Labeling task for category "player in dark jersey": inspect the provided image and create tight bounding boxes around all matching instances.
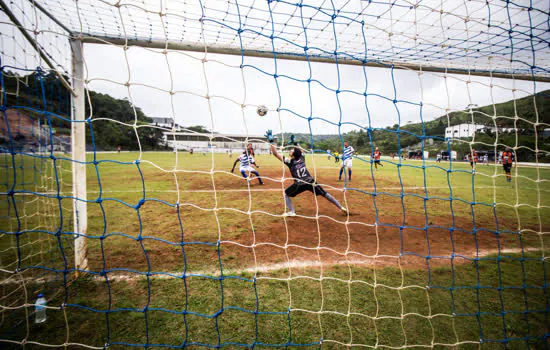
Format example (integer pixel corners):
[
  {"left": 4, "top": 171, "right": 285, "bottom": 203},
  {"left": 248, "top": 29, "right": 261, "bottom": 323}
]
[
  {"left": 265, "top": 130, "right": 347, "bottom": 216},
  {"left": 501, "top": 148, "right": 514, "bottom": 182}
]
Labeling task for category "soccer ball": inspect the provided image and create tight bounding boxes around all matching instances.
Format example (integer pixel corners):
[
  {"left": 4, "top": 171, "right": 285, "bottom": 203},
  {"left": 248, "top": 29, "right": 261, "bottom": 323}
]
[{"left": 257, "top": 105, "right": 268, "bottom": 117}]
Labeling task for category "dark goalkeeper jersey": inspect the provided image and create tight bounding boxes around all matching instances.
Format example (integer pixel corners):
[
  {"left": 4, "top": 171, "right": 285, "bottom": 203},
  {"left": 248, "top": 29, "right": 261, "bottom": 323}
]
[{"left": 284, "top": 156, "right": 314, "bottom": 184}]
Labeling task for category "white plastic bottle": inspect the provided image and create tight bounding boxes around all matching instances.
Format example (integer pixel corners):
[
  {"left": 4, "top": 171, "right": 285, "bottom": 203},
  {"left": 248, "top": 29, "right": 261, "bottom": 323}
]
[{"left": 35, "top": 294, "right": 46, "bottom": 324}]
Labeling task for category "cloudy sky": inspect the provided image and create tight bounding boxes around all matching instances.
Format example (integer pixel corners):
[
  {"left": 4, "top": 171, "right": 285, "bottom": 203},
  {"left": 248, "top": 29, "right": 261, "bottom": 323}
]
[{"left": 83, "top": 43, "right": 550, "bottom": 137}]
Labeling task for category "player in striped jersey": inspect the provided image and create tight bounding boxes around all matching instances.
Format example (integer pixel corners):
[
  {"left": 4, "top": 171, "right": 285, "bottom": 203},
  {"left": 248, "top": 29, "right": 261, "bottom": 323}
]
[
  {"left": 231, "top": 144, "right": 264, "bottom": 185},
  {"left": 339, "top": 142, "right": 355, "bottom": 181}
]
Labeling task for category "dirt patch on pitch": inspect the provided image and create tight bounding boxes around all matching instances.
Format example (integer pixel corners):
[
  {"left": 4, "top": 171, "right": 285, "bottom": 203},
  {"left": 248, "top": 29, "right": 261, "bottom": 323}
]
[
  {"left": 221, "top": 199, "right": 523, "bottom": 272},
  {"left": 201, "top": 169, "right": 530, "bottom": 271},
  {"left": 86, "top": 168, "right": 542, "bottom": 274}
]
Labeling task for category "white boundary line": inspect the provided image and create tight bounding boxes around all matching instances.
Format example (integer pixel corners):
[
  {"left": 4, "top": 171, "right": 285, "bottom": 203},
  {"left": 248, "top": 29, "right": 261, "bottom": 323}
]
[
  {"left": 6, "top": 185, "right": 550, "bottom": 195},
  {"left": 85, "top": 152, "right": 550, "bottom": 168},
  {"left": 1, "top": 247, "right": 546, "bottom": 285}
]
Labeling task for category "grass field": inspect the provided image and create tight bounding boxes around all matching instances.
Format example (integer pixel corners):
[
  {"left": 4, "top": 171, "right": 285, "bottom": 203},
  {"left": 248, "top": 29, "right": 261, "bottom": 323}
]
[{"left": 1, "top": 151, "right": 549, "bottom": 348}]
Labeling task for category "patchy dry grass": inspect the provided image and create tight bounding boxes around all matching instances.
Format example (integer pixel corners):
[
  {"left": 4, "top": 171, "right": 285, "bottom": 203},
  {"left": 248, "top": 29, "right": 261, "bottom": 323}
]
[{"left": 1, "top": 152, "right": 548, "bottom": 348}]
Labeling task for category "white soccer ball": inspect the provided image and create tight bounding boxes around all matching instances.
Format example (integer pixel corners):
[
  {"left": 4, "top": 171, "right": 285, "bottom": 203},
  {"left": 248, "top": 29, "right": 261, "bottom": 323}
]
[{"left": 257, "top": 105, "right": 268, "bottom": 117}]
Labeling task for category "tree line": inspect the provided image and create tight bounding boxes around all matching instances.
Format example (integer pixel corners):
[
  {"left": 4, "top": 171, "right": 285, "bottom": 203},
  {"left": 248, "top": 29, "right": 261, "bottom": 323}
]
[
  {"left": 2, "top": 70, "right": 167, "bottom": 151},
  {"left": 3, "top": 70, "right": 548, "bottom": 160},
  {"left": 289, "top": 90, "right": 550, "bottom": 162}
]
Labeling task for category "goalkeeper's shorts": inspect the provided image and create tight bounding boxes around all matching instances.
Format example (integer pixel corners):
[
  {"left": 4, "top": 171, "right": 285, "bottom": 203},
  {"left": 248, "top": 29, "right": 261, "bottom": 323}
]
[{"left": 285, "top": 182, "right": 327, "bottom": 198}]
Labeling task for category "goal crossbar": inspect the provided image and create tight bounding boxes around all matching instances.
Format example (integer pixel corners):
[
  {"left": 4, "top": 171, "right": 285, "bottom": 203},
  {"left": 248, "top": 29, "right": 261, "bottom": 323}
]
[
  {"left": 23, "top": 0, "right": 550, "bottom": 83},
  {"left": 78, "top": 35, "right": 550, "bottom": 83}
]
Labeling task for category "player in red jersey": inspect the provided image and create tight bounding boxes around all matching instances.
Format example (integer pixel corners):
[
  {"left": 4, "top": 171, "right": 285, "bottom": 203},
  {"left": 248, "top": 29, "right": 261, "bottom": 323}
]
[
  {"left": 501, "top": 148, "right": 514, "bottom": 182},
  {"left": 467, "top": 148, "right": 478, "bottom": 169},
  {"left": 373, "top": 147, "right": 383, "bottom": 170}
]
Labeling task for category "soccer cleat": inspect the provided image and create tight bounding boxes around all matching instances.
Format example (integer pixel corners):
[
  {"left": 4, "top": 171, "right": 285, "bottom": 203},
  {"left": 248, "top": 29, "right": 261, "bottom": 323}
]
[
  {"left": 341, "top": 207, "right": 348, "bottom": 214},
  {"left": 284, "top": 211, "right": 296, "bottom": 217}
]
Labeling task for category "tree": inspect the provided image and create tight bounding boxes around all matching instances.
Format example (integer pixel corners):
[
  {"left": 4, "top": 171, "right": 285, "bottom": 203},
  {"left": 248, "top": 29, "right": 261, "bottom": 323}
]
[{"left": 186, "top": 126, "right": 211, "bottom": 133}]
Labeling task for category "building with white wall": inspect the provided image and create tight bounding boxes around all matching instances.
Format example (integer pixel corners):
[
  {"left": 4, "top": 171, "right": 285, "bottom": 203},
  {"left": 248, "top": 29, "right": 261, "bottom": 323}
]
[
  {"left": 150, "top": 117, "right": 180, "bottom": 129},
  {"left": 161, "top": 132, "right": 271, "bottom": 153},
  {"left": 445, "top": 124, "right": 488, "bottom": 139}
]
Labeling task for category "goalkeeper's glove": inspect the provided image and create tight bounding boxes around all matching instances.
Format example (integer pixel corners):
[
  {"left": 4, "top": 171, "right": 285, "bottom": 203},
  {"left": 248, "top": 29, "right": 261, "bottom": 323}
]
[
  {"left": 265, "top": 130, "right": 275, "bottom": 144},
  {"left": 288, "top": 134, "right": 297, "bottom": 146}
]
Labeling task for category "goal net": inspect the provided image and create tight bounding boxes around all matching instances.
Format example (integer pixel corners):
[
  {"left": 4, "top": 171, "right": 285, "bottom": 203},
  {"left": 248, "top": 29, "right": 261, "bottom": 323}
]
[{"left": 1, "top": 0, "right": 548, "bottom": 348}]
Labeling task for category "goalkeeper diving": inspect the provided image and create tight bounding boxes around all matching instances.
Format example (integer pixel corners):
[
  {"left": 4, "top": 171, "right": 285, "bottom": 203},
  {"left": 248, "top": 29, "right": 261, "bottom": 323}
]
[{"left": 265, "top": 131, "right": 348, "bottom": 216}]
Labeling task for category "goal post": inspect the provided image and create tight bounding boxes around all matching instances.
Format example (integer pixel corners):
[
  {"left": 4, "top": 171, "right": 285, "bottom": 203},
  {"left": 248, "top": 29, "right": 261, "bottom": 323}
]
[{"left": 70, "top": 38, "right": 88, "bottom": 276}]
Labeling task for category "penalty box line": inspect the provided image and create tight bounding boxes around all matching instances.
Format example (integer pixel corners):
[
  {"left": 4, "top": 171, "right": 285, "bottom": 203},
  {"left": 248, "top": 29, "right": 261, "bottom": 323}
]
[
  {"left": 7, "top": 185, "right": 543, "bottom": 196},
  {"left": 78, "top": 185, "right": 544, "bottom": 194},
  {"left": 1, "top": 246, "right": 545, "bottom": 286}
]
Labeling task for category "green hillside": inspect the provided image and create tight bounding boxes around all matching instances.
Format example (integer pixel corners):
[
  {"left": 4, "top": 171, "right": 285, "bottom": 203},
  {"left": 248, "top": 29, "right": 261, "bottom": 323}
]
[
  {"left": 1, "top": 71, "right": 166, "bottom": 151},
  {"left": 3, "top": 70, "right": 548, "bottom": 160},
  {"left": 292, "top": 90, "right": 550, "bottom": 162}
]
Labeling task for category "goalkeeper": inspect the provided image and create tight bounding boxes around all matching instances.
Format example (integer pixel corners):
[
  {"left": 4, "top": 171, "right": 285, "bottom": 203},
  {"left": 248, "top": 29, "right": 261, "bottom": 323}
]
[{"left": 265, "top": 131, "right": 347, "bottom": 216}]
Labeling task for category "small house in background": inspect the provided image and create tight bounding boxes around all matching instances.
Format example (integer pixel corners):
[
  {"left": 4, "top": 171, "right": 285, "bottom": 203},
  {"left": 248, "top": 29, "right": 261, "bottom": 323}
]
[
  {"left": 150, "top": 117, "right": 181, "bottom": 130},
  {"left": 161, "top": 131, "right": 270, "bottom": 154},
  {"left": 440, "top": 150, "right": 457, "bottom": 161},
  {"left": 445, "top": 124, "right": 487, "bottom": 139},
  {"left": 407, "top": 149, "right": 423, "bottom": 159},
  {"left": 475, "top": 150, "right": 497, "bottom": 161}
]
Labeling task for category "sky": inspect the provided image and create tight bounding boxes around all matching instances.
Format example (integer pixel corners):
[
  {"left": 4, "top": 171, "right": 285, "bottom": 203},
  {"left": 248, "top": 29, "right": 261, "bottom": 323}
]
[{"left": 83, "top": 43, "right": 550, "bottom": 137}]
